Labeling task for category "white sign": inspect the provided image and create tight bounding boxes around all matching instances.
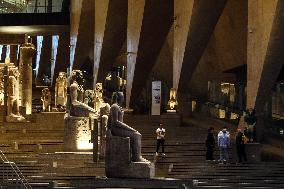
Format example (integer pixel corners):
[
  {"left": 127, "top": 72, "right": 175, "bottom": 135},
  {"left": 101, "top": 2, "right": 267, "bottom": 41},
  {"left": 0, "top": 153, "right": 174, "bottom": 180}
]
[{"left": 152, "top": 81, "right": 161, "bottom": 115}]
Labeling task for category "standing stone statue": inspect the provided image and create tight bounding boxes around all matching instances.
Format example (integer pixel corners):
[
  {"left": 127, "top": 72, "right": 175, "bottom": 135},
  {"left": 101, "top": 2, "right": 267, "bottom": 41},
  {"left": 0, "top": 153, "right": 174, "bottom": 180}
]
[
  {"left": 105, "top": 92, "right": 154, "bottom": 178},
  {"left": 84, "top": 89, "right": 95, "bottom": 107},
  {"left": 55, "top": 72, "right": 67, "bottom": 108},
  {"left": 0, "top": 70, "right": 4, "bottom": 105},
  {"left": 94, "top": 83, "right": 105, "bottom": 112},
  {"left": 167, "top": 88, "right": 178, "bottom": 110},
  {"left": 6, "top": 68, "right": 25, "bottom": 122},
  {"left": 41, "top": 88, "right": 51, "bottom": 112},
  {"left": 99, "top": 103, "right": 110, "bottom": 157}
]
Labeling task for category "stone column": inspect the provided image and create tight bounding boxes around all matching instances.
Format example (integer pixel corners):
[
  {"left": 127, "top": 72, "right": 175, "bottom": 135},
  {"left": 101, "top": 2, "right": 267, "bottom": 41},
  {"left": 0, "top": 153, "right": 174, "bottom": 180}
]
[{"left": 19, "top": 43, "right": 36, "bottom": 115}]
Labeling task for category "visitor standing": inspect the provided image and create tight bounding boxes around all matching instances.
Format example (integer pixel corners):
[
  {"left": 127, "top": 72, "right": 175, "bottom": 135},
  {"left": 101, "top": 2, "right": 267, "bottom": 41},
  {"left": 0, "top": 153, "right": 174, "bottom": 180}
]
[
  {"left": 206, "top": 127, "right": 215, "bottom": 161},
  {"left": 244, "top": 108, "right": 257, "bottom": 143},
  {"left": 218, "top": 128, "right": 230, "bottom": 164},
  {"left": 156, "top": 123, "right": 166, "bottom": 156},
  {"left": 236, "top": 129, "right": 247, "bottom": 163}
]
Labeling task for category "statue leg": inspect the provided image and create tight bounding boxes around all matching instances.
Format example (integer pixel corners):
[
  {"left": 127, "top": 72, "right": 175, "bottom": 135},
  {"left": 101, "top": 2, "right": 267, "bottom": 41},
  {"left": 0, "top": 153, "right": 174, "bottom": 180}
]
[{"left": 111, "top": 126, "right": 142, "bottom": 162}]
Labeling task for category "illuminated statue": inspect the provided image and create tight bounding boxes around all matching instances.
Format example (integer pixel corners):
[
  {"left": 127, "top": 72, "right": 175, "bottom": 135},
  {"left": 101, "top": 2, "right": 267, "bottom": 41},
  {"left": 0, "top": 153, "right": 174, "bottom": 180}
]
[
  {"left": 167, "top": 88, "right": 178, "bottom": 110},
  {"left": 84, "top": 89, "right": 95, "bottom": 107},
  {"left": 41, "top": 88, "right": 51, "bottom": 112},
  {"left": 6, "top": 68, "right": 25, "bottom": 122},
  {"left": 94, "top": 83, "right": 105, "bottom": 112},
  {"left": 0, "top": 71, "right": 4, "bottom": 105},
  {"left": 69, "top": 70, "right": 96, "bottom": 117},
  {"left": 55, "top": 72, "right": 67, "bottom": 107}
]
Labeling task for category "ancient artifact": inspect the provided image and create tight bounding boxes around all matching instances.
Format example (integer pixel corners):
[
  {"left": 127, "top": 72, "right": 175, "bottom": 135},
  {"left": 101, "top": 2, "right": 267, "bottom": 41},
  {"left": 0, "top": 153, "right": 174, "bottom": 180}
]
[
  {"left": 84, "top": 89, "right": 95, "bottom": 107},
  {"left": 41, "top": 88, "right": 51, "bottom": 112},
  {"left": 167, "top": 88, "right": 178, "bottom": 111},
  {"left": 64, "top": 70, "right": 98, "bottom": 151},
  {"left": 19, "top": 43, "right": 36, "bottom": 115},
  {"left": 99, "top": 103, "right": 110, "bottom": 157},
  {"left": 6, "top": 67, "right": 25, "bottom": 122},
  {"left": 69, "top": 70, "right": 96, "bottom": 117},
  {"left": 55, "top": 72, "right": 67, "bottom": 108},
  {"left": 94, "top": 82, "right": 105, "bottom": 112},
  {"left": 0, "top": 70, "right": 4, "bottom": 105},
  {"left": 105, "top": 92, "right": 154, "bottom": 178}
]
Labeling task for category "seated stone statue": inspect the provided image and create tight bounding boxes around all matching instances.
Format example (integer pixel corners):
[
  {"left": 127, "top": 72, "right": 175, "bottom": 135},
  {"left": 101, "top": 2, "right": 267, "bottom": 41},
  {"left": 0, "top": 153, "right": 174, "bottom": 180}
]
[
  {"left": 41, "top": 88, "right": 51, "bottom": 112},
  {"left": 6, "top": 68, "right": 25, "bottom": 122},
  {"left": 105, "top": 92, "right": 154, "bottom": 178},
  {"left": 69, "top": 70, "right": 96, "bottom": 117},
  {"left": 108, "top": 92, "right": 147, "bottom": 162}
]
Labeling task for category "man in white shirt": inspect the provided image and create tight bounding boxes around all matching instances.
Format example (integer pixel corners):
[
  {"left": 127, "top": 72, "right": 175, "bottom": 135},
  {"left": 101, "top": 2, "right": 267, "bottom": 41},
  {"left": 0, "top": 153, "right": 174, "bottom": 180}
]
[{"left": 156, "top": 123, "right": 166, "bottom": 156}]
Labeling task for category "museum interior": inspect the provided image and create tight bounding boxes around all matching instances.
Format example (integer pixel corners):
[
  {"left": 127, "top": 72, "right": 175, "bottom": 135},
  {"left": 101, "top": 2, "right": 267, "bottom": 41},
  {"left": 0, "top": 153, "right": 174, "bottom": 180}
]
[{"left": 0, "top": 0, "right": 283, "bottom": 188}]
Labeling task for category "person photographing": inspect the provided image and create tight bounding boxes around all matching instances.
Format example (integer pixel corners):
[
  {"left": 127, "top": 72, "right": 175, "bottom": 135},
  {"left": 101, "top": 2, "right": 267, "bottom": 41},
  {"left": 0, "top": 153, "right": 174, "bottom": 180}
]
[{"left": 156, "top": 123, "right": 166, "bottom": 156}]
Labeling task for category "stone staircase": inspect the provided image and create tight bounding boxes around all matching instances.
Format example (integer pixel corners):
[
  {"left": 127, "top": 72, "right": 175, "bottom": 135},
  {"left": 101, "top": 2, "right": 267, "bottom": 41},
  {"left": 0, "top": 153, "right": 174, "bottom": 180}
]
[{"left": 0, "top": 114, "right": 283, "bottom": 188}]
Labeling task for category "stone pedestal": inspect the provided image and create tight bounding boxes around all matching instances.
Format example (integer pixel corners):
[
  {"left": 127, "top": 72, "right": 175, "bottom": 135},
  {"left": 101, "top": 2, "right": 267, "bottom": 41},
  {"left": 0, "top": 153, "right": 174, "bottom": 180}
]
[
  {"left": 160, "top": 113, "right": 181, "bottom": 127},
  {"left": 105, "top": 131, "right": 155, "bottom": 178},
  {"left": 64, "top": 115, "right": 93, "bottom": 151},
  {"left": 245, "top": 143, "right": 262, "bottom": 162},
  {"left": 232, "top": 143, "right": 262, "bottom": 162}
]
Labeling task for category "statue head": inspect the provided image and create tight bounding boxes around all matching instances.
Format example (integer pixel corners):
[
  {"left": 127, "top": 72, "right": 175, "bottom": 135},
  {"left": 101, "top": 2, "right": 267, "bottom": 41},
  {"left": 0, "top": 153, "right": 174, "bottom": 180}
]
[
  {"left": 70, "top": 70, "right": 84, "bottom": 85},
  {"left": 42, "top": 88, "right": 50, "bottom": 97},
  {"left": 112, "top": 92, "right": 124, "bottom": 106},
  {"left": 57, "top": 72, "right": 67, "bottom": 81}
]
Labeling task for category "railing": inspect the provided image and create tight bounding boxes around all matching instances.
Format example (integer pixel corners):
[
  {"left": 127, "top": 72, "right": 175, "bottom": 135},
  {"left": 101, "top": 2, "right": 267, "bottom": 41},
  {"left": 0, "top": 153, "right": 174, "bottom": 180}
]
[
  {"left": 0, "top": 0, "right": 67, "bottom": 14},
  {"left": 0, "top": 150, "right": 32, "bottom": 189}
]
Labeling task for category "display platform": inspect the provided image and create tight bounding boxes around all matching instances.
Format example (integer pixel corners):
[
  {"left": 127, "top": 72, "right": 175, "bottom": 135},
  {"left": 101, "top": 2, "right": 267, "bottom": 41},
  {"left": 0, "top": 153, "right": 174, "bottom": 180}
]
[{"left": 160, "top": 112, "right": 181, "bottom": 127}]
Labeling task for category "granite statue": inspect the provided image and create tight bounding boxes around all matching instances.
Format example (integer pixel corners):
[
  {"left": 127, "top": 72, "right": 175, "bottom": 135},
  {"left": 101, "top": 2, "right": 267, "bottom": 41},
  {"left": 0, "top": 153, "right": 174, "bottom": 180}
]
[
  {"left": 55, "top": 72, "right": 67, "bottom": 108},
  {"left": 105, "top": 92, "right": 154, "bottom": 178},
  {"left": 6, "top": 68, "right": 25, "bottom": 122},
  {"left": 41, "top": 88, "right": 51, "bottom": 112}
]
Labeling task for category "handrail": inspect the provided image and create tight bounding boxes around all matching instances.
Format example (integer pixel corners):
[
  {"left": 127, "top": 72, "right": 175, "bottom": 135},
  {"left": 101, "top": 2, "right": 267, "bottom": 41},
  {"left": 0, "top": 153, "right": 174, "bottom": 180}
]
[{"left": 0, "top": 150, "right": 32, "bottom": 189}]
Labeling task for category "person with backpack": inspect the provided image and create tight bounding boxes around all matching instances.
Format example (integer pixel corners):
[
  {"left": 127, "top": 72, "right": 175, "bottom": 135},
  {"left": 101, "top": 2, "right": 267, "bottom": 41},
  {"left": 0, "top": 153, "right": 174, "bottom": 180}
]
[
  {"left": 206, "top": 127, "right": 215, "bottom": 161},
  {"left": 236, "top": 129, "right": 248, "bottom": 163},
  {"left": 218, "top": 128, "right": 230, "bottom": 164}
]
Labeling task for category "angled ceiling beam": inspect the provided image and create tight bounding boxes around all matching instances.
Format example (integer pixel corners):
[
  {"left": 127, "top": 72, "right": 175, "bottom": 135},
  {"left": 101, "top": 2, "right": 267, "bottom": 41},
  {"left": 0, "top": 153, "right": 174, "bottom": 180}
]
[
  {"left": 177, "top": 0, "right": 228, "bottom": 92},
  {"left": 126, "top": 0, "right": 145, "bottom": 108},
  {"left": 93, "top": 0, "right": 109, "bottom": 87}
]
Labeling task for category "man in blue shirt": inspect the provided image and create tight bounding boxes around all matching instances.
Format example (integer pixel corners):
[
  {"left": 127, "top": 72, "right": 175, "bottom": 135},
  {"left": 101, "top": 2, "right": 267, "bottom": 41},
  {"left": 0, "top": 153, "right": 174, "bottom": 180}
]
[{"left": 218, "top": 128, "right": 230, "bottom": 164}]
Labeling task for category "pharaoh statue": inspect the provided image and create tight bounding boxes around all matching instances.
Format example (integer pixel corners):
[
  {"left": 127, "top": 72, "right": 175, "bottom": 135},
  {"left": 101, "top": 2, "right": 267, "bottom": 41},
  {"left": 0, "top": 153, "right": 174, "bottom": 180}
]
[
  {"left": 69, "top": 70, "right": 96, "bottom": 117},
  {"left": 94, "top": 83, "right": 105, "bottom": 112},
  {"left": 167, "top": 88, "right": 178, "bottom": 111},
  {"left": 105, "top": 92, "right": 154, "bottom": 178},
  {"left": 41, "top": 88, "right": 51, "bottom": 112},
  {"left": 64, "top": 70, "right": 98, "bottom": 151},
  {"left": 55, "top": 72, "right": 67, "bottom": 108},
  {"left": 0, "top": 71, "right": 4, "bottom": 105},
  {"left": 84, "top": 89, "right": 95, "bottom": 107},
  {"left": 6, "top": 68, "right": 25, "bottom": 122},
  {"left": 99, "top": 103, "right": 110, "bottom": 157}
]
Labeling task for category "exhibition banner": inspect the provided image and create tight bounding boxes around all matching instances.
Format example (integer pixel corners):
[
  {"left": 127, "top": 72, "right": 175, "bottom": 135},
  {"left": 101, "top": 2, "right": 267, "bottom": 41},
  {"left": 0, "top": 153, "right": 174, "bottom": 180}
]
[{"left": 152, "top": 81, "right": 161, "bottom": 115}]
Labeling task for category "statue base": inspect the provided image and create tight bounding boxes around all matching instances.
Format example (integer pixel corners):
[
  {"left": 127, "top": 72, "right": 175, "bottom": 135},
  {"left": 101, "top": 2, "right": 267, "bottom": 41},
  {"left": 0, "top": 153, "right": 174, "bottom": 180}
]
[
  {"left": 160, "top": 112, "right": 181, "bottom": 127},
  {"left": 105, "top": 131, "right": 155, "bottom": 178},
  {"left": 6, "top": 114, "right": 25, "bottom": 122},
  {"left": 64, "top": 114, "right": 93, "bottom": 151}
]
